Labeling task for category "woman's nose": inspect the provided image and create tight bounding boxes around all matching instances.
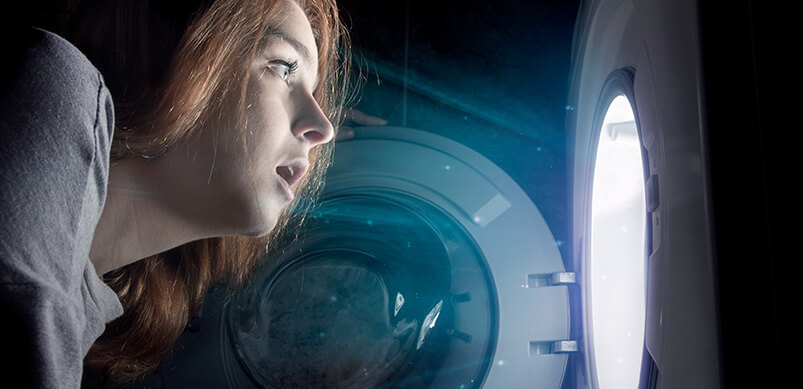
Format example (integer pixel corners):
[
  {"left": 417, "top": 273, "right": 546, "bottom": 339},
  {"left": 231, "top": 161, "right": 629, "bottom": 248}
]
[{"left": 291, "top": 93, "right": 335, "bottom": 146}]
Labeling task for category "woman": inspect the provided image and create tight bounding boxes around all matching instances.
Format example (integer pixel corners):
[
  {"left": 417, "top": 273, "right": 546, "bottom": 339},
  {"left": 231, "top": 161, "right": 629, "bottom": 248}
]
[{"left": 0, "top": 0, "right": 383, "bottom": 386}]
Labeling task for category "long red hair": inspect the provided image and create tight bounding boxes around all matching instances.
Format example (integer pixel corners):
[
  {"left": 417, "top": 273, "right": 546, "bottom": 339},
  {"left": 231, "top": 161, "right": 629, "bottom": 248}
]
[{"left": 67, "top": 0, "right": 353, "bottom": 382}]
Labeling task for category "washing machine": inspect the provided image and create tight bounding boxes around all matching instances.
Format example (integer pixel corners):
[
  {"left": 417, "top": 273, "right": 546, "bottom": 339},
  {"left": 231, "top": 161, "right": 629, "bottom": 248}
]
[
  {"left": 566, "top": 0, "right": 720, "bottom": 387},
  {"left": 84, "top": 0, "right": 792, "bottom": 387},
  {"left": 567, "top": 0, "right": 786, "bottom": 387}
]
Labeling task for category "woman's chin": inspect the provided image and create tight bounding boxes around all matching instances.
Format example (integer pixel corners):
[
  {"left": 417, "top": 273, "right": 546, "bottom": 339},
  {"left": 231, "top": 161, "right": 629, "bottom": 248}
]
[
  {"left": 211, "top": 183, "right": 288, "bottom": 238},
  {"left": 239, "top": 211, "right": 279, "bottom": 238},
  {"left": 219, "top": 193, "right": 282, "bottom": 238}
]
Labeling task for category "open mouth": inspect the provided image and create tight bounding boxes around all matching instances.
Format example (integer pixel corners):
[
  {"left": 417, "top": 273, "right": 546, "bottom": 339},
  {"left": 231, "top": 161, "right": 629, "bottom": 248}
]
[
  {"left": 276, "top": 165, "right": 296, "bottom": 186},
  {"left": 275, "top": 159, "right": 310, "bottom": 200}
]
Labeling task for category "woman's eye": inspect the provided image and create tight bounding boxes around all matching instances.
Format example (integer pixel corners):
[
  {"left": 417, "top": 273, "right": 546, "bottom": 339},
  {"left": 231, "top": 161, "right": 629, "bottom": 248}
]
[{"left": 269, "top": 60, "right": 298, "bottom": 82}]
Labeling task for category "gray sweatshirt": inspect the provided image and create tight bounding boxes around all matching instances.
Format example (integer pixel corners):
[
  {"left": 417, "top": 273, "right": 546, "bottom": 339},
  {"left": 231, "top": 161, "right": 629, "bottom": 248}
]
[{"left": 0, "top": 27, "right": 125, "bottom": 387}]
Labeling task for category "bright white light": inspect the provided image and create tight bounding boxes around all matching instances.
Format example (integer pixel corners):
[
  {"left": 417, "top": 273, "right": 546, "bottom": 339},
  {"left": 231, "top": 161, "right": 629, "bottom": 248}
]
[{"left": 589, "top": 95, "right": 647, "bottom": 389}]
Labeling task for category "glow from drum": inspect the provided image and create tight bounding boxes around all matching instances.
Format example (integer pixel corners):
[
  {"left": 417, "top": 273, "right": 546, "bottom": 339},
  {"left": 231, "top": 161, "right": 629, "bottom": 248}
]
[{"left": 589, "top": 95, "right": 647, "bottom": 389}]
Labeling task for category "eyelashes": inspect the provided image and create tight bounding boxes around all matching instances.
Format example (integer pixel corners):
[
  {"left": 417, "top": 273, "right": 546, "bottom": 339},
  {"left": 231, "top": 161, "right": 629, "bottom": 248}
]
[{"left": 267, "top": 59, "right": 299, "bottom": 84}]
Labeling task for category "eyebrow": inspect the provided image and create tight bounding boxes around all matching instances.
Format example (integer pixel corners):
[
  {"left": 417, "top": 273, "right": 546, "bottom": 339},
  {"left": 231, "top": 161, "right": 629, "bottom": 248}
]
[
  {"left": 264, "top": 31, "right": 311, "bottom": 62},
  {"left": 262, "top": 31, "right": 319, "bottom": 92}
]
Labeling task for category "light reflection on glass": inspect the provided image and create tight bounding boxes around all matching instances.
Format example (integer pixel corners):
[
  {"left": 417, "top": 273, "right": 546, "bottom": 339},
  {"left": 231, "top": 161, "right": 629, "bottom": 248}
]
[
  {"left": 417, "top": 300, "right": 443, "bottom": 350},
  {"left": 394, "top": 292, "right": 406, "bottom": 317}
]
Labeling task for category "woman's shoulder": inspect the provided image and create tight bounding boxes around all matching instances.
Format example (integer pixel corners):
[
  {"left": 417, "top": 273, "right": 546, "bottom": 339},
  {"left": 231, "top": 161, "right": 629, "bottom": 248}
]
[
  {"left": 0, "top": 26, "right": 115, "bottom": 285},
  {"left": 3, "top": 27, "right": 102, "bottom": 87},
  {"left": 0, "top": 26, "right": 121, "bottom": 388},
  {"left": 0, "top": 27, "right": 115, "bottom": 149},
  {"left": 1, "top": 27, "right": 113, "bottom": 129}
]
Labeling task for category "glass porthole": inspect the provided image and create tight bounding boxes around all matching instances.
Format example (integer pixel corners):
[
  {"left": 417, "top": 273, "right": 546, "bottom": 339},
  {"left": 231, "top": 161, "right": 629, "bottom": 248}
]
[
  {"left": 227, "top": 193, "right": 497, "bottom": 388},
  {"left": 589, "top": 94, "right": 647, "bottom": 388}
]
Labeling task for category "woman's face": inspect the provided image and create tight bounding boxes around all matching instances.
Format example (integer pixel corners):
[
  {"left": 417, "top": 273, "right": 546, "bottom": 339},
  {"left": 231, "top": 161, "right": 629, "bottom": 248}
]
[{"left": 157, "top": 1, "right": 333, "bottom": 238}]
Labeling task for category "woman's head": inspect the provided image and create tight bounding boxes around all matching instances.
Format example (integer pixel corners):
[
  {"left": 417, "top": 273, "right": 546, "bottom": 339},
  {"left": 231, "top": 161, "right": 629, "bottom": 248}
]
[
  {"left": 68, "top": 0, "right": 353, "bottom": 381},
  {"left": 72, "top": 0, "right": 349, "bottom": 236},
  {"left": 139, "top": 0, "right": 337, "bottom": 238}
]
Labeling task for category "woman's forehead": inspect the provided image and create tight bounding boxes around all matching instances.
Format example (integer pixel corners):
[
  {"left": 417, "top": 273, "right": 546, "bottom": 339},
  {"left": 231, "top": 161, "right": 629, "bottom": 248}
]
[{"left": 270, "top": 1, "right": 318, "bottom": 59}]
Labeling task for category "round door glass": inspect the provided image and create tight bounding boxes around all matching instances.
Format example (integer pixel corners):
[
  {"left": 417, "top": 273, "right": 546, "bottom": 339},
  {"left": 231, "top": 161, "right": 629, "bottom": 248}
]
[
  {"left": 227, "top": 194, "right": 497, "bottom": 388},
  {"left": 589, "top": 94, "right": 647, "bottom": 388}
]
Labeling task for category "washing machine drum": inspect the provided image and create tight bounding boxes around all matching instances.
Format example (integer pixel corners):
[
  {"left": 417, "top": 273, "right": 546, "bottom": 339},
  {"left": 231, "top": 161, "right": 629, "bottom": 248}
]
[
  {"left": 228, "top": 194, "right": 496, "bottom": 388},
  {"left": 227, "top": 127, "right": 570, "bottom": 389}
]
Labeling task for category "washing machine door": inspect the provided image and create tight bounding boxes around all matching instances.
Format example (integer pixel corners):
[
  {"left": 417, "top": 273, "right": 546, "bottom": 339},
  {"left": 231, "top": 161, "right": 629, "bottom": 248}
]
[
  {"left": 227, "top": 127, "right": 573, "bottom": 388},
  {"left": 568, "top": 0, "right": 721, "bottom": 388}
]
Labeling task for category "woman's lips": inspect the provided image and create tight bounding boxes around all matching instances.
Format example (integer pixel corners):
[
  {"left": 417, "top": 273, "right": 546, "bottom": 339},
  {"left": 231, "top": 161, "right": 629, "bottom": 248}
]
[
  {"left": 276, "top": 170, "right": 295, "bottom": 202},
  {"left": 275, "top": 158, "right": 309, "bottom": 202}
]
